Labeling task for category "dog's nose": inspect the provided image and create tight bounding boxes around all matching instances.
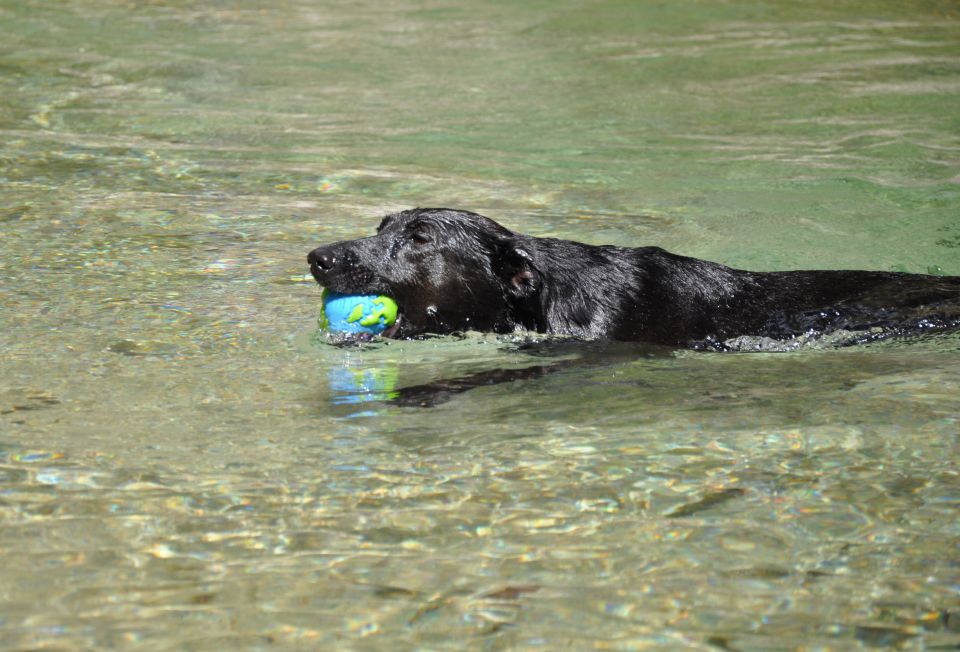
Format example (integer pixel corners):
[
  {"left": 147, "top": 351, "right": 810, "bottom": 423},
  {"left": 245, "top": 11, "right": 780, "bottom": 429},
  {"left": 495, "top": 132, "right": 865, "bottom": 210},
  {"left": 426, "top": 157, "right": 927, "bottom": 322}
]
[{"left": 308, "top": 248, "right": 336, "bottom": 270}]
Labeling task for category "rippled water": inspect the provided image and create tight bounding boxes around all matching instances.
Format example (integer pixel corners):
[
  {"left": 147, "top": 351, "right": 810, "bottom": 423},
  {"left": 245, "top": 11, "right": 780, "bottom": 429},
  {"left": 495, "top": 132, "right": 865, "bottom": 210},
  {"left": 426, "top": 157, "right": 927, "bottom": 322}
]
[{"left": 2, "top": 1, "right": 959, "bottom": 649}]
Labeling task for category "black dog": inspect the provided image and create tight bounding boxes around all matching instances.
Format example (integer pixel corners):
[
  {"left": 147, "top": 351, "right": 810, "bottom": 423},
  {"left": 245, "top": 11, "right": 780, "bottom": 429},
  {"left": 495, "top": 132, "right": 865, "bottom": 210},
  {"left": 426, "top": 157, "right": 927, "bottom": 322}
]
[{"left": 308, "top": 208, "right": 960, "bottom": 348}]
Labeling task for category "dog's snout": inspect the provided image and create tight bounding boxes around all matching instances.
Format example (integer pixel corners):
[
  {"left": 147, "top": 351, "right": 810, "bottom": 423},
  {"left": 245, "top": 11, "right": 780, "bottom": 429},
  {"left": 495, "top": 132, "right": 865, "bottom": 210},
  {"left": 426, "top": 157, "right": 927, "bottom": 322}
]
[{"left": 308, "top": 247, "right": 337, "bottom": 270}]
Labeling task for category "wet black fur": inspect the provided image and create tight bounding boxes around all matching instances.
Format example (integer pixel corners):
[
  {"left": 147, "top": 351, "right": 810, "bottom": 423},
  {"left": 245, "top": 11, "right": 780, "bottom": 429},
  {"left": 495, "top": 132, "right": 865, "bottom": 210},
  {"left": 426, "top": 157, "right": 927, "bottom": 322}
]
[{"left": 308, "top": 208, "right": 960, "bottom": 347}]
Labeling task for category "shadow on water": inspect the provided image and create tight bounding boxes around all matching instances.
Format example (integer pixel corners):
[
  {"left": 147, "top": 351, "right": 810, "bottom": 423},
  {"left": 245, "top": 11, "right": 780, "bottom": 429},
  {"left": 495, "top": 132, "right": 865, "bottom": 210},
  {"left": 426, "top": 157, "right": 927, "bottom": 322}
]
[
  {"left": 313, "top": 325, "right": 960, "bottom": 418},
  {"left": 313, "top": 333, "right": 674, "bottom": 410},
  {"left": 387, "top": 338, "right": 675, "bottom": 408},
  {"left": 314, "top": 334, "right": 675, "bottom": 408}
]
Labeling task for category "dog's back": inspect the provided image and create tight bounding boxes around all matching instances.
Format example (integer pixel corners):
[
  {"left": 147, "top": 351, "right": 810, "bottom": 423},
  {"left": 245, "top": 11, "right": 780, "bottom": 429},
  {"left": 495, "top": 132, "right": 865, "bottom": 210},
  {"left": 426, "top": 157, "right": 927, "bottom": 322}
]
[{"left": 604, "top": 248, "right": 960, "bottom": 346}]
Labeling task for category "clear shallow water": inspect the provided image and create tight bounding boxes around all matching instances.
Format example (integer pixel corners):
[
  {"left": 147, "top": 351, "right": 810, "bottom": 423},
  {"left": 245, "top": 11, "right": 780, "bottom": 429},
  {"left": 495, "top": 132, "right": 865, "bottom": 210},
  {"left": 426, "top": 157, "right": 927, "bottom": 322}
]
[{"left": 2, "top": 0, "right": 959, "bottom": 649}]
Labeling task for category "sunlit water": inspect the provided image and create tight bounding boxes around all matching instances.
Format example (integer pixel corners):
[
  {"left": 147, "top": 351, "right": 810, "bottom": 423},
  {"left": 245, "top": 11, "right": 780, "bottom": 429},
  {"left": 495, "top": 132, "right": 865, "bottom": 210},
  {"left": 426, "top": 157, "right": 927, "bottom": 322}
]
[{"left": 2, "top": 0, "right": 959, "bottom": 649}]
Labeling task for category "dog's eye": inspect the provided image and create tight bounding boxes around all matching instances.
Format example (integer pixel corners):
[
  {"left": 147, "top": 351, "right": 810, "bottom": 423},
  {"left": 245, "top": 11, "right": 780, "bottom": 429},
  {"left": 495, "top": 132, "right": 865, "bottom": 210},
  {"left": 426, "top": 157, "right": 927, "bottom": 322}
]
[{"left": 409, "top": 232, "right": 431, "bottom": 245}]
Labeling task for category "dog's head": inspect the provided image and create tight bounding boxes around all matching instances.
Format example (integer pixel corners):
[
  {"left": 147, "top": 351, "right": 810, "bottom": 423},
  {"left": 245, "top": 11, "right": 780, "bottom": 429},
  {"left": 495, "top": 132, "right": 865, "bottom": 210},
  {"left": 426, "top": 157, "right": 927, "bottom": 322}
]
[{"left": 307, "top": 208, "right": 541, "bottom": 337}]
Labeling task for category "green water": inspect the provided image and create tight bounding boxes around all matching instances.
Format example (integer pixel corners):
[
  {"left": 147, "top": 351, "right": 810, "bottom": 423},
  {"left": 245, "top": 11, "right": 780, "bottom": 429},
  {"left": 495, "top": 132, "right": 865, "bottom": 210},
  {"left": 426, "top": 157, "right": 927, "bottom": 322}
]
[{"left": 2, "top": 0, "right": 959, "bottom": 649}]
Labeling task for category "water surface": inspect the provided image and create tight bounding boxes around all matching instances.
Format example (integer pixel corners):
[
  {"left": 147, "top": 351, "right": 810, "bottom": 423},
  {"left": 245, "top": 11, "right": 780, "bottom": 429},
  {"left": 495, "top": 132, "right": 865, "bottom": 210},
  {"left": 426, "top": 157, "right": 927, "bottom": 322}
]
[{"left": 2, "top": 0, "right": 959, "bottom": 649}]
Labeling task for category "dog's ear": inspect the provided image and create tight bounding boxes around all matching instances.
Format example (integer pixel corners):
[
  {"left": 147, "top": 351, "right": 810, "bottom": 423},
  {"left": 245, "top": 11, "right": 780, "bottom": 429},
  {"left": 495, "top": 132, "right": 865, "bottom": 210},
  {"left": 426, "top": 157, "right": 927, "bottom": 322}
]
[{"left": 492, "top": 238, "right": 541, "bottom": 299}]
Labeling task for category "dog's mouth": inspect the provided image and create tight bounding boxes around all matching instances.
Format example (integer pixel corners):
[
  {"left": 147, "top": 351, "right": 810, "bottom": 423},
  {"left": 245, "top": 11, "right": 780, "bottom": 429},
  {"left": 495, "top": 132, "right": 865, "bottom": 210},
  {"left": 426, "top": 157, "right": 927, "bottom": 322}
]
[{"left": 381, "top": 310, "right": 403, "bottom": 338}]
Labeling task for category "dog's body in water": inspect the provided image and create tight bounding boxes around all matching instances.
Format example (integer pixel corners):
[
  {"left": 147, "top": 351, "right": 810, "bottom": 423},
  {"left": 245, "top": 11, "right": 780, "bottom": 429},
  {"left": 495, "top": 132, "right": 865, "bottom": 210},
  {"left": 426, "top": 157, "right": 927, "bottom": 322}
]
[{"left": 308, "top": 208, "right": 960, "bottom": 348}]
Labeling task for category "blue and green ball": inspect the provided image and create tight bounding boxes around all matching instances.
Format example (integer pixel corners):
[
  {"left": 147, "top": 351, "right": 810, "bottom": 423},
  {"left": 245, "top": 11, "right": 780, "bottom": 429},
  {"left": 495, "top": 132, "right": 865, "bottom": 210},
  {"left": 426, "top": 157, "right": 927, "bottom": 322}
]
[{"left": 319, "top": 289, "right": 399, "bottom": 335}]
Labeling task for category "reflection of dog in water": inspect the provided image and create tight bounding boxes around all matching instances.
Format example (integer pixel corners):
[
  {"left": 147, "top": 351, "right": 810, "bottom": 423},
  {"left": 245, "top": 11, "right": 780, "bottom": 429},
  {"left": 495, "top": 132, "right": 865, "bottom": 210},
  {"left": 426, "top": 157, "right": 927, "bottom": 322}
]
[{"left": 309, "top": 208, "right": 960, "bottom": 348}]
